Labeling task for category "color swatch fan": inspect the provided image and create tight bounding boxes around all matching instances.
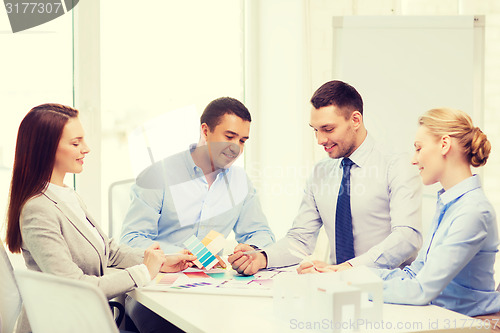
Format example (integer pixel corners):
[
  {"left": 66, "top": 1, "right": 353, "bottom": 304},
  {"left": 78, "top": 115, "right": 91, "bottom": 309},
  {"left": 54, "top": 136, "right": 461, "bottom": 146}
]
[{"left": 183, "top": 230, "right": 226, "bottom": 270}]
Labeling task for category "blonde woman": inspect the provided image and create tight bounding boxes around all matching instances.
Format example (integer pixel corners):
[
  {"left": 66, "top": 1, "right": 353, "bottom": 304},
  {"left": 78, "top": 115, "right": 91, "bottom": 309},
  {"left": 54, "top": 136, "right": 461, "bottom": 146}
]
[{"left": 372, "top": 108, "right": 499, "bottom": 316}]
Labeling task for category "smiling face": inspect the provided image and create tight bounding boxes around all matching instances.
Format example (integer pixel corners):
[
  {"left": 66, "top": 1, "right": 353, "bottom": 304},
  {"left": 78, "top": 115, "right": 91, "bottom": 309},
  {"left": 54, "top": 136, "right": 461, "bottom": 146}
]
[
  {"left": 412, "top": 125, "right": 445, "bottom": 186},
  {"left": 309, "top": 105, "right": 360, "bottom": 159},
  {"left": 51, "top": 117, "right": 90, "bottom": 185},
  {"left": 203, "top": 113, "right": 250, "bottom": 170}
]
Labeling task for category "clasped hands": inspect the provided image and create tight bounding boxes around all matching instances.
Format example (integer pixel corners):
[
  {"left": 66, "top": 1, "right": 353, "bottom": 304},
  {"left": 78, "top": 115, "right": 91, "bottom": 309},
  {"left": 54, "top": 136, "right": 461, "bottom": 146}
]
[{"left": 227, "top": 243, "right": 268, "bottom": 275}]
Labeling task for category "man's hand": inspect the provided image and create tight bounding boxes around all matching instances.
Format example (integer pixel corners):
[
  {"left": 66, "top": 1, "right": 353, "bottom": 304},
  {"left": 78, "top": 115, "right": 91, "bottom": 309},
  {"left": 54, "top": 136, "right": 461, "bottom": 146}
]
[
  {"left": 160, "top": 249, "right": 197, "bottom": 273},
  {"left": 228, "top": 243, "right": 267, "bottom": 275}
]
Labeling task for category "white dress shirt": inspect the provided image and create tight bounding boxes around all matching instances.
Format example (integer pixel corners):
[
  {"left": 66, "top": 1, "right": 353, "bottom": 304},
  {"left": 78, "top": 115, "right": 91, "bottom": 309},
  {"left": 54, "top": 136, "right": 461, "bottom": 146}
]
[
  {"left": 48, "top": 183, "right": 106, "bottom": 252},
  {"left": 265, "top": 134, "right": 423, "bottom": 269}
]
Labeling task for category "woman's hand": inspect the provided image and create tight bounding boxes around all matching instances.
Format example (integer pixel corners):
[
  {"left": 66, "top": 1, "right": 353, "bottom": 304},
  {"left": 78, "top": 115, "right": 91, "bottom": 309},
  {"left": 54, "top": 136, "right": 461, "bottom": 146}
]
[
  {"left": 296, "top": 260, "right": 328, "bottom": 274},
  {"left": 297, "top": 260, "right": 352, "bottom": 274},
  {"left": 160, "top": 249, "right": 197, "bottom": 273},
  {"left": 143, "top": 242, "right": 167, "bottom": 279}
]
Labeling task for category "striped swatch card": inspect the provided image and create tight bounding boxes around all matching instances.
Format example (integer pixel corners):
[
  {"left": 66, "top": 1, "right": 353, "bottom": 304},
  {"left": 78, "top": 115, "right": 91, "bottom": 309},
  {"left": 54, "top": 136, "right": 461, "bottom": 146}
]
[
  {"left": 201, "top": 230, "right": 226, "bottom": 255},
  {"left": 184, "top": 235, "right": 219, "bottom": 270}
]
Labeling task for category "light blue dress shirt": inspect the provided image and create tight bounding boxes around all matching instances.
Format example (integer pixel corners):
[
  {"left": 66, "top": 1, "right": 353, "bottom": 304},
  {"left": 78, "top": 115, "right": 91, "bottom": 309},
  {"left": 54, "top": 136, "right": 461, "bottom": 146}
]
[
  {"left": 120, "top": 146, "right": 275, "bottom": 253},
  {"left": 373, "top": 175, "right": 500, "bottom": 317},
  {"left": 265, "top": 134, "right": 423, "bottom": 268}
]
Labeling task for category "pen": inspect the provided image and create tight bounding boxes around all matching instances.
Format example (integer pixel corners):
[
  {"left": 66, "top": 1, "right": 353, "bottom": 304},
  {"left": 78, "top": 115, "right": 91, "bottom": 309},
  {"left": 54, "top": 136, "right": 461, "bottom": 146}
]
[
  {"left": 288, "top": 249, "right": 318, "bottom": 271},
  {"left": 287, "top": 241, "right": 318, "bottom": 272},
  {"left": 227, "top": 248, "right": 265, "bottom": 256}
]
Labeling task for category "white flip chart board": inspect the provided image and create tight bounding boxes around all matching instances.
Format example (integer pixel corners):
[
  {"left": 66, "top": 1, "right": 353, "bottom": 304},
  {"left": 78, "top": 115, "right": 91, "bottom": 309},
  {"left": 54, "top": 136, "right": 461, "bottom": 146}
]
[
  {"left": 332, "top": 15, "right": 484, "bottom": 153},
  {"left": 332, "top": 15, "right": 485, "bottom": 232}
]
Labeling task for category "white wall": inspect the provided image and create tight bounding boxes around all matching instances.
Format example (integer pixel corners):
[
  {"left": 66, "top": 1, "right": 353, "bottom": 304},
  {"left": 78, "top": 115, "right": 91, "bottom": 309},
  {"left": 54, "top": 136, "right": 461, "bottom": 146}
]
[
  {"left": 305, "top": 0, "right": 500, "bottom": 214},
  {"left": 248, "top": 0, "right": 500, "bottom": 272},
  {"left": 73, "top": 0, "right": 245, "bottom": 232},
  {"left": 3, "top": 1, "right": 500, "bottom": 274},
  {"left": 244, "top": 0, "right": 317, "bottom": 240},
  {"left": 73, "top": 0, "right": 102, "bottom": 220}
]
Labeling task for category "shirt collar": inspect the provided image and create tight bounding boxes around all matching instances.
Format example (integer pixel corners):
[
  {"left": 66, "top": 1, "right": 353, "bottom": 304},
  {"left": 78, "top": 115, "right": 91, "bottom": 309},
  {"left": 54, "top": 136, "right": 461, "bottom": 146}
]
[
  {"left": 339, "top": 133, "right": 374, "bottom": 169},
  {"left": 183, "top": 143, "right": 230, "bottom": 179},
  {"left": 184, "top": 143, "right": 200, "bottom": 177},
  {"left": 437, "top": 174, "right": 482, "bottom": 207}
]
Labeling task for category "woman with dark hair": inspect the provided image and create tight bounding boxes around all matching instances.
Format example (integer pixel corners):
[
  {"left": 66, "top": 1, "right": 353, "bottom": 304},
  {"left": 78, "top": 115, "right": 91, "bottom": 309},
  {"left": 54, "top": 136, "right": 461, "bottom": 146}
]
[{"left": 6, "top": 104, "right": 195, "bottom": 332}]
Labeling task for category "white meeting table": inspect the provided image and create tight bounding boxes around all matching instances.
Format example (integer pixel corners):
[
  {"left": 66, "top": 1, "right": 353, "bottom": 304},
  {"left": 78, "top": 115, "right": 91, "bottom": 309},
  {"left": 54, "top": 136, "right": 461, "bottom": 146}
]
[{"left": 128, "top": 288, "right": 490, "bottom": 333}]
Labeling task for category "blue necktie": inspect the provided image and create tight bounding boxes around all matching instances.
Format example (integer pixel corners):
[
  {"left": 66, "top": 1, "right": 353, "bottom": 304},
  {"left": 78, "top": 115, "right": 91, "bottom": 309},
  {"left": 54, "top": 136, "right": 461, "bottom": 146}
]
[{"left": 335, "top": 157, "right": 355, "bottom": 264}]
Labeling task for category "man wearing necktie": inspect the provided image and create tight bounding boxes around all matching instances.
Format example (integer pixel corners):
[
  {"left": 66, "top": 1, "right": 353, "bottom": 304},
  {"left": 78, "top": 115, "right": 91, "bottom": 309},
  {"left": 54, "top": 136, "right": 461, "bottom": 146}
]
[{"left": 230, "top": 80, "right": 423, "bottom": 275}]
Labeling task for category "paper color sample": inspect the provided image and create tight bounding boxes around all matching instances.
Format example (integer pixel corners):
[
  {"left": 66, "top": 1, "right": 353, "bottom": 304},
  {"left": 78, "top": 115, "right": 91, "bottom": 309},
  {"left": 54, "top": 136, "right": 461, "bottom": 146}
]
[
  {"left": 184, "top": 271, "right": 211, "bottom": 279},
  {"left": 201, "top": 230, "right": 226, "bottom": 255},
  {"left": 249, "top": 279, "right": 274, "bottom": 288},
  {"left": 206, "top": 272, "right": 228, "bottom": 279},
  {"left": 145, "top": 267, "right": 290, "bottom": 296},
  {"left": 154, "top": 273, "right": 180, "bottom": 286},
  {"left": 184, "top": 235, "right": 219, "bottom": 270},
  {"left": 170, "top": 282, "right": 212, "bottom": 289}
]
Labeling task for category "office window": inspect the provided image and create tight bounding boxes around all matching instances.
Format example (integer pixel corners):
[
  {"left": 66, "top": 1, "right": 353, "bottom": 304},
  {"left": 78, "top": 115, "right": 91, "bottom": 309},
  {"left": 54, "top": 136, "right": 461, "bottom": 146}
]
[
  {"left": 100, "top": 1, "right": 245, "bottom": 231},
  {"left": 0, "top": 13, "right": 73, "bottom": 239}
]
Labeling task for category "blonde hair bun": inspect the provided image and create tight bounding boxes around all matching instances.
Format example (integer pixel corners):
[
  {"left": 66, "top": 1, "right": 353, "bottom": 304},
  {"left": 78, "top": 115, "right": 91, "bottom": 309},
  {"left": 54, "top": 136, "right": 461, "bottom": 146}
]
[
  {"left": 470, "top": 127, "right": 491, "bottom": 167},
  {"left": 418, "top": 108, "right": 491, "bottom": 167}
]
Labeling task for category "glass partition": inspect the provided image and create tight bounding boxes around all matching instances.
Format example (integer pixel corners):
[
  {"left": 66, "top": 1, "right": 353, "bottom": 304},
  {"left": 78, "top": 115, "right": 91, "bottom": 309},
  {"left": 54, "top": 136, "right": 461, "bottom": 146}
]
[
  {"left": 99, "top": 0, "right": 245, "bottom": 231},
  {"left": 0, "top": 12, "right": 73, "bottom": 238}
]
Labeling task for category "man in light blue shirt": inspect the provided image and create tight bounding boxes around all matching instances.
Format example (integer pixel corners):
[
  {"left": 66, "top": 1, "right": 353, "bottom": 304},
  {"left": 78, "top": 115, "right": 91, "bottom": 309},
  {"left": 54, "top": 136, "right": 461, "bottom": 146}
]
[
  {"left": 120, "top": 97, "right": 275, "bottom": 254},
  {"left": 230, "top": 80, "right": 422, "bottom": 275}
]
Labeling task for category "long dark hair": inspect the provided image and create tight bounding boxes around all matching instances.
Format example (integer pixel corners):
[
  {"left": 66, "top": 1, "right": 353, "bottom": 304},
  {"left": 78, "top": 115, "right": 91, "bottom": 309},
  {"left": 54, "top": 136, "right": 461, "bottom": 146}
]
[{"left": 6, "top": 104, "right": 79, "bottom": 253}]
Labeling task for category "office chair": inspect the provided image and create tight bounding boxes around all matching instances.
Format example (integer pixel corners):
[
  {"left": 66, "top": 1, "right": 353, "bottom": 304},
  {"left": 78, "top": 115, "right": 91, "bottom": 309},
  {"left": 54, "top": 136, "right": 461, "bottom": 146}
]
[
  {"left": 15, "top": 269, "right": 121, "bottom": 333},
  {"left": 0, "top": 242, "right": 22, "bottom": 333},
  {"left": 108, "top": 178, "right": 135, "bottom": 240}
]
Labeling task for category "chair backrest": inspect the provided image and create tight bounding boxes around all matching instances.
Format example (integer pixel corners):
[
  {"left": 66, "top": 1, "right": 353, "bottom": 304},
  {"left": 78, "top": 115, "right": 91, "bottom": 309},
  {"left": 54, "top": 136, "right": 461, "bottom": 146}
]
[
  {"left": 14, "top": 269, "right": 119, "bottom": 333},
  {"left": 0, "top": 242, "right": 22, "bottom": 333},
  {"left": 108, "top": 178, "right": 135, "bottom": 240}
]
